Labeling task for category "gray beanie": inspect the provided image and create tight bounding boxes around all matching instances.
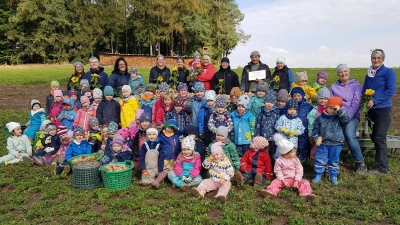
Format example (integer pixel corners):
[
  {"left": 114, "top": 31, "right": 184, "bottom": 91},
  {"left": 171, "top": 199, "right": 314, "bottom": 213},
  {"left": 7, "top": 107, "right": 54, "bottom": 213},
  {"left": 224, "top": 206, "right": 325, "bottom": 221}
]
[
  {"left": 276, "top": 89, "right": 289, "bottom": 102},
  {"left": 80, "top": 79, "right": 89, "bottom": 86},
  {"left": 256, "top": 82, "right": 269, "bottom": 93},
  {"left": 237, "top": 95, "right": 250, "bottom": 109},
  {"left": 193, "top": 51, "right": 201, "bottom": 57},
  {"left": 336, "top": 64, "right": 350, "bottom": 74},
  {"left": 295, "top": 71, "right": 308, "bottom": 82},
  {"left": 215, "top": 95, "right": 227, "bottom": 108},
  {"left": 317, "top": 87, "right": 331, "bottom": 99},
  {"left": 31, "top": 99, "right": 41, "bottom": 109},
  {"left": 217, "top": 126, "right": 229, "bottom": 138},
  {"left": 73, "top": 62, "right": 84, "bottom": 70}
]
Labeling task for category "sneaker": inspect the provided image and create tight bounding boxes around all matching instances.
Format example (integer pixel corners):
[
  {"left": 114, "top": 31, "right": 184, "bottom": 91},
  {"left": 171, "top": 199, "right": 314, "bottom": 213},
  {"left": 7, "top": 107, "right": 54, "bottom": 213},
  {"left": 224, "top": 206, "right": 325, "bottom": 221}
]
[
  {"left": 50, "top": 162, "right": 57, "bottom": 177},
  {"left": 368, "top": 169, "right": 384, "bottom": 175},
  {"left": 312, "top": 174, "right": 322, "bottom": 183},
  {"left": 191, "top": 188, "right": 204, "bottom": 199},
  {"left": 330, "top": 176, "right": 339, "bottom": 185},
  {"left": 21, "top": 156, "right": 33, "bottom": 162},
  {"left": 214, "top": 193, "right": 227, "bottom": 203},
  {"left": 300, "top": 193, "right": 317, "bottom": 201},
  {"left": 260, "top": 189, "right": 277, "bottom": 199},
  {"left": 41, "top": 157, "right": 48, "bottom": 166},
  {"left": 356, "top": 162, "right": 368, "bottom": 174},
  {"left": 235, "top": 171, "right": 244, "bottom": 186},
  {"left": 33, "top": 156, "right": 43, "bottom": 166},
  {"left": 60, "top": 165, "right": 70, "bottom": 176},
  {"left": 254, "top": 174, "right": 263, "bottom": 187},
  {"left": 180, "top": 184, "right": 189, "bottom": 192}
]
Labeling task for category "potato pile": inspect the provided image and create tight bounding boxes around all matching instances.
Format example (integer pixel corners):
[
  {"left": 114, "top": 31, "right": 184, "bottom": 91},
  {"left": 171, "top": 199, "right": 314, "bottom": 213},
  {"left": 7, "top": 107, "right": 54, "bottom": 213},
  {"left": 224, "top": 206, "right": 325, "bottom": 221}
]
[
  {"left": 103, "top": 163, "right": 127, "bottom": 172},
  {"left": 72, "top": 155, "right": 99, "bottom": 163}
]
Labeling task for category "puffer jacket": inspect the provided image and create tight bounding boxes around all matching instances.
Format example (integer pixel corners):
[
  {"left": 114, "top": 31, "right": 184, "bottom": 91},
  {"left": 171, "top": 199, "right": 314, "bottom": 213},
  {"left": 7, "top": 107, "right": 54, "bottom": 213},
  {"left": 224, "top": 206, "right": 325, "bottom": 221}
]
[
  {"left": 65, "top": 140, "right": 92, "bottom": 162},
  {"left": 211, "top": 65, "right": 239, "bottom": 94},
  {"left": 312, "top": 109, "right": 350, "bottom": 146},
  {"left": 255, "top": 107, "right": 279, "bottom": 141}
]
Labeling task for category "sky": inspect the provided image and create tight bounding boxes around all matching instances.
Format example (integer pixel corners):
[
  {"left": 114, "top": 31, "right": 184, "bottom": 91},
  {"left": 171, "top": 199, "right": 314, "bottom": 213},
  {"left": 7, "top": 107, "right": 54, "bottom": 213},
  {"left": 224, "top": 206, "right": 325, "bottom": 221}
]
[{"left": 230, "top": 0, "right": 400, "bottom": 68}]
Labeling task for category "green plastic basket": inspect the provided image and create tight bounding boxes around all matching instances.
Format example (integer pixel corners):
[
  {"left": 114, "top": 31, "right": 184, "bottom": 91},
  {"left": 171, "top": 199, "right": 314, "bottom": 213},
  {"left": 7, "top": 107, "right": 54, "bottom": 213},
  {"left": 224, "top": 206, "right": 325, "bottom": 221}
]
[
  {"left": 99, "top": 160, "right": 134, "bottom": 190},
  {"left": 71, "top": 161, "right": 102, "bottom": 189},
  {"left": 69, "top": 153, "right": 101, "bottom": 167}
]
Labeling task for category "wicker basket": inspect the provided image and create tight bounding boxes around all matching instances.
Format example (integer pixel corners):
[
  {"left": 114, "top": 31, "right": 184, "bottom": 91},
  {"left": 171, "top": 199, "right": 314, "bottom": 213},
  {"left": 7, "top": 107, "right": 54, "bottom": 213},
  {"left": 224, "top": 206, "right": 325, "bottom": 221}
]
[
  {"left": 69, "top": 153, "right": 101, "bottom": 167},
  {"left": 99, "top": 160, "right": 134, "bottom": 190},
  {"left": 71, "top": 161, "right": 102, "bottom": 189}
]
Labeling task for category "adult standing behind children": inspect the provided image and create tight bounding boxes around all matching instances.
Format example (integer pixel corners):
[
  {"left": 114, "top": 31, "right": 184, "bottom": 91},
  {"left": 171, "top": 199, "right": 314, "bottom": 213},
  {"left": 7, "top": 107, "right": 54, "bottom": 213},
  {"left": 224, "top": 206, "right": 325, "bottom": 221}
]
[
  {"left": 67, "top": 62, "right": 85, "bottom": 91},
  {"left": 211, "top": 57, "right": 239, "bottom": 94},
  {"left": 330, "top": 64, "right": 366, "bottom": 174},
  {"left": 81, "top": 56, "right": 109, "bottom": 90},
  {"left": 270, "top": 57, "right": 295, "bottom": 92},
  {"left": 196, "top": 55, "right": 215, "bottom": 90},
  {"left": 362, "top": 49, "right": 396, "bottom": 174},
  {"left": 109, "top": 57, "right": 130, "bottom": 96},
  {"left": 240, "top": 51, "right": 272, "bottom": 93},
  {"left": 149, "top": 54, "right": 171, "bottom": 84}
]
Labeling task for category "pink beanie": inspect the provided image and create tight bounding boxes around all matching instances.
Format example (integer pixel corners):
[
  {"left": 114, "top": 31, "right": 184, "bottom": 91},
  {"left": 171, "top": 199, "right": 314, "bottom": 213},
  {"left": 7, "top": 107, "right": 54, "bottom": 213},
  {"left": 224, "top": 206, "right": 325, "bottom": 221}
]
[
  {"left": 54, "top": 90, "right": 63, "bottom": 98},
  {"left": 211, "top": 142, "right": 224, "bottom": 154},
  {"left": 80, "top": 96, "right": 90, "bottom": 104}
]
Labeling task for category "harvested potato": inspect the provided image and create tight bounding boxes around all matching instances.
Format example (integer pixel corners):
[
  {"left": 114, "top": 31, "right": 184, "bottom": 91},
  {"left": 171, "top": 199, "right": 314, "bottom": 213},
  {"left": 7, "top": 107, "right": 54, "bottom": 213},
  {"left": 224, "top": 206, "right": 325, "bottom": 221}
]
[
  {"left": 71, "top": 155, "right": 100, "bottom": 163},
  {"left": 104, "top": 163, "right": 127, "bottom": 171}
]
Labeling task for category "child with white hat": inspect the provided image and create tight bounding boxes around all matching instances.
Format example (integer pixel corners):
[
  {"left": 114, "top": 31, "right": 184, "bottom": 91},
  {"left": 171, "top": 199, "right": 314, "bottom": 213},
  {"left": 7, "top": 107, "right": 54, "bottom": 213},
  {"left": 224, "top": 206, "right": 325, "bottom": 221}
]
[{"left": 0, "top": 122, "right": 32, "bottom": 165}]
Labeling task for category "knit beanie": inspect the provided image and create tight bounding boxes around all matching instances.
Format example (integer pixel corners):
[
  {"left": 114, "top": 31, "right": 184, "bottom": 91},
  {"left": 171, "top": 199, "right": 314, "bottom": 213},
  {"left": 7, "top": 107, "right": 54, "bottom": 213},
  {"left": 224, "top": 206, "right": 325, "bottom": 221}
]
[
  {"left": 92, "top": 88, "right": 103, "bottom": 99},
  {"left": 66, "top": 130, "right": 74, "bottom": 138},
  {"left": 146, "top": 128, "right": 159, "bottom": 136},
  {"left": 336, "top": 64, "right": 350, "bottom": 74},
  {"left": 31, "top": 99, "right": 41, "bottom": 109},
  {"left": 250, "top": 51, "right": 260, "bottom": 57},
  {"left": 140, "top": 113, "right": 151, "bottom": 123},
  {"left": 112, "top": 134, "right": 125, "bottom": 147},
  {"left": 135, "top": 109, "right": 144, "bottom": 120},
  {"left": 158, "top": 82, "right": 169, "bottom": 93},
  {"left": 230, "top": 87, "right": 241, "bottom": 98},
  {"left": 193, "top": 82, "right": 205, "bottom": 93},
  {"left": 80, "top": 96, "right": 90, "bottom": 104},
  {"left": 295, "top": 71, "right": 308, "bottom": 82},
  {"left": 57, "top": 128, "right": 68, "bottom": 136},
  {"left": 69, "top": 89, "right": 78, "bottom": 97},
  {"left": 286, "top": 99, "right": 298, "bottom": 110},
  {"left": 122, "top": 85, "right": 131, "bottom": 92},
  {"left": 46, "top": 124, "right": 56, "bottom": 133},
  {"left": 82, "top": 87, "right": 91, "bottom": 94},
  {"left": 193, "top": 51, "right": 201, "bottom": 57},
  {"left": 290, "top": 87, "right": 305, "bottom": 99},
  {"left": 252, "top": 136, "right": 269, "bottom": 149},
  {"left": 211, "top": 142, "right": 224, "bottom": 154},
  {"left": 130, "top": 66, "right": 137, "bottom": 74},
  {"left": 276, "top": 57, "right": 285, "bottom": 64},
  {"left": 202, "top": 55, "right": 211, "bottom": 60},
  {"left": 317, "top": 71, "right": 328, "bottom": 81},
  {"left": 264, "top": 91, "right": 277, "bottom": 104},
  {"left": 237, "top": 95, "right": 250, "bottom": 109},
  {"left": 54, "top": 90, "right": 63, "bottom": 98},
  {"left": 326, "top": 96, "right": 343, "bottom": 108},
  {"left": 184, "top": 125, "right": 199, "bottom": 136},
  {"left": 164, "top": 119, "right": 179, "bottom": 131},
  {"left": 6, "top": 122, "right": 20, "bottom": 132},
  {"left": 215, "top": 95, "right": 227, "bottom": 108},
  {"left": 173, "top": 96, "right": 184, "bottom": 107},
  {"left": 178, "top": 83, "right": 188, "bottom": 91},
  {"left": 103, "top": 86, "right": 114, "bottom": 96},
  {"left": 73, "top": 62, "right": 84, "bottom": 70},
  {"left": 274, "top": 133, "right": 294, "bottom": 155},
  {"left": 51, "top": 80, "right": 60, "bottom": 88},
  {"left": 107, "top": 122, "right": 118, "bottom": 134},
  {"left": 146, "top": 83, "right": 157, "bottom": 93},
  {"left": 182, "top": 136, "right": 196, "bottom": 151},
  {"left": 40, "top": 120, "right": 51, "bottom": 130},
  {"left": 276, "top": 89, "right": 289, "bottom": 102},
  {"left": 205, "top": 90, "right": 216, "bottom": 101},
  {"left": 221, "top": 57, "right": 230, "bottom": 64},
  {"left": 256, "top": 82, "right": 269, "bottom": 93},
  {"left": 80, "top": 79, "right": 89, "bottom": 86},
  {"left": 89, "top": 117, "right": 99, "bottom": 126},
  {"left": 216, "top": 126, "right": 229, "bottom": 138},
  {"left": 317, "top": 87, "right": 330, "bottom": 99}
]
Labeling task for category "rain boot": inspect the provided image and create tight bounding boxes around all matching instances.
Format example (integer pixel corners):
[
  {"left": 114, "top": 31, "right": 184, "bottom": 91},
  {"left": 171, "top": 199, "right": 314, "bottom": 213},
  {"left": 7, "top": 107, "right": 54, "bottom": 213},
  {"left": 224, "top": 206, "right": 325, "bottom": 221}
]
[{"left": 151, "top": 171, "right": 168, "bottom": 189}]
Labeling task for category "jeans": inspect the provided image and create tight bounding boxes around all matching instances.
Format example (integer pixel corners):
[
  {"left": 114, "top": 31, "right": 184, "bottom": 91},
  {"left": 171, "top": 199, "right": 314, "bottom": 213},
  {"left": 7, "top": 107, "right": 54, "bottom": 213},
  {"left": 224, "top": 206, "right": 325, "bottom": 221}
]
[
  {"left": 344, "top": 117, "right": 364, "bottom": 163},
  {"left": 314, "top": 145, "right": 342, "bottom": 176},
  {"left": 368, "top": 107, "right": 391, "bottom": 173}
]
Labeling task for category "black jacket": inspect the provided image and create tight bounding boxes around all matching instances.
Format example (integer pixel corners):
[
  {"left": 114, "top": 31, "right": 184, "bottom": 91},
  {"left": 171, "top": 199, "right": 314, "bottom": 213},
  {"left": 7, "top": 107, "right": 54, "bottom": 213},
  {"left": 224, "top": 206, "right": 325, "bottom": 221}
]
[
  {"left": 96, "top": 98, "right": 121, "bottom": 126},
  {"left": 211, "top": 66, "right": 240, "bottom": 94},
  {"left": 240, "top": 61, "right": 271, "bottom": 92},
  {"left": 149, "top": 66, "right": 171, "bottom": 84}
]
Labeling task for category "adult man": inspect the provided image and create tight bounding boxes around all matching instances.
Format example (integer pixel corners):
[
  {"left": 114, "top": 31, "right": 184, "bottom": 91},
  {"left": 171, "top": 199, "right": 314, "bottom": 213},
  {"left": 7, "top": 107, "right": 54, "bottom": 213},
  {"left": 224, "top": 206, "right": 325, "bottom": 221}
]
[{"left": 240, "top": 51, "right": 271, "bottom": 93}]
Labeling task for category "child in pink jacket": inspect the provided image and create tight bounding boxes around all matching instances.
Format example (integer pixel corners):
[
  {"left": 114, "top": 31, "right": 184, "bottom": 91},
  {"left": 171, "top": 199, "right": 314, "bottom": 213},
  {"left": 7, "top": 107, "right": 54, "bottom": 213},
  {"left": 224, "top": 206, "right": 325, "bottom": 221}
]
[
  {"left": 260, "top": 134, "right": 316, "bottom": 201},
  {"left": 73, "top": 96, "right": 96, "bottom": 133}
]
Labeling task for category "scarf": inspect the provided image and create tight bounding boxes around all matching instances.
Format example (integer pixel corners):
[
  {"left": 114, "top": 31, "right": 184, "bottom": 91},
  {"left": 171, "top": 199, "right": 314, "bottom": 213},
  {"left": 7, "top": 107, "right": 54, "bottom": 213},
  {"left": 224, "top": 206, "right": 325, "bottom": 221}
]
[
  {"left": 286, "top": 113, "right": 298, "bottom": 119},
  {"left": 142, "top": 94, "right": 155, "bottom": 101},
  {"left": 367, "top": 65, "right": 381, "bottom": 78},
  {"left": 317, "top": 105, "right": 326, "bottom": 117},
  {"left": 163, "top": 130, "right": 175, "bottom": 138}
]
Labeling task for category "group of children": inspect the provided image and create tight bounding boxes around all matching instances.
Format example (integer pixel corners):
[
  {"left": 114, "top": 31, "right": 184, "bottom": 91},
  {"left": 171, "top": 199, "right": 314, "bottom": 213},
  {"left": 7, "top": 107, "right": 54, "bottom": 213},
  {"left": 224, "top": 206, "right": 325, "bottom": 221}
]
[{"left": 2, "top": 69, "right": 353, "bottom": 203}]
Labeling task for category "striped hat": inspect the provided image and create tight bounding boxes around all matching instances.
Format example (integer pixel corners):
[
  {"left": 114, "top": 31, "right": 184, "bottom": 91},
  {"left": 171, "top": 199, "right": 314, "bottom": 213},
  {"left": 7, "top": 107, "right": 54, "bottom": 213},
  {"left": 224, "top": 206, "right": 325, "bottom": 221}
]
[{"left": 252, "top": 136, "right": 269, "bottom": 149}]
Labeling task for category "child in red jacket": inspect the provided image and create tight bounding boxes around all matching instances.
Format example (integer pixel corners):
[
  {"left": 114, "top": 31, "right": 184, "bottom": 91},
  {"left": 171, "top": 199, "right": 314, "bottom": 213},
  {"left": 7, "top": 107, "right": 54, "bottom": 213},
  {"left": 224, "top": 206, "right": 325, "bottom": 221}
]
[{"left": 235, "top": 136, "right": 273, "bottom": 187}]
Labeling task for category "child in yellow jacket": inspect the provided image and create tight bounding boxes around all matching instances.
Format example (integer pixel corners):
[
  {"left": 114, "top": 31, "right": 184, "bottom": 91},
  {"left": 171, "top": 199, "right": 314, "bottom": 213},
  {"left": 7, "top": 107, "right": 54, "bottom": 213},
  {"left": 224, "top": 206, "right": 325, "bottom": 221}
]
[{"left": 119, "top": 85, "right": 139, "bottom": 128}]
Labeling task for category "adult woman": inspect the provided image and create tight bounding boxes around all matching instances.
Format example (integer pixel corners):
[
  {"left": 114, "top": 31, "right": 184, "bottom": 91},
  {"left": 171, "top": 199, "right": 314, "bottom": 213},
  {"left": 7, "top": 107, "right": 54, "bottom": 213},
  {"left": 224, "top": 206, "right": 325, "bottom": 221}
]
[
  {"left": 196, "top": 54, "right": 215, "bottom": 90},
  {"left": 211, "top": 57, "right": 239, "bottom": 94},
  {"left": 270, "top": 57, "right": 294, "bottom": 92},
  {"left": 330, "top": 64, "right": 366, "bottom": 173},
  {"left": 362, "top": 49, "right": 396, "bottom": 174},
  {"left": 109, "top": 57, "right": 130, "bottom": 96},
  {"left": 176, "top": 56, "right": 189, "bottom": 89},
  {"left": 82, "top": 56, "right": 109, "bottom": 90},
  {"left": 149, "top": 54, "right": 171, "bottom": 84},
  {"left": 67, "top": 62, "right": 85, "bottom": 91}
]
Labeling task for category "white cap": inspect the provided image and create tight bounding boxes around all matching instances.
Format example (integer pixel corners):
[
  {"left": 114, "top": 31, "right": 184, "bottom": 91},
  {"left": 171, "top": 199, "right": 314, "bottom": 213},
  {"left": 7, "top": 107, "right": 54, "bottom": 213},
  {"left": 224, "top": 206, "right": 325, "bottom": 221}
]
[
  {"left": 6, "top": 122, "right": 21, "bottom": 132},
  {"left": 274, "top": 133, "right": 294, "bottom": 155}
]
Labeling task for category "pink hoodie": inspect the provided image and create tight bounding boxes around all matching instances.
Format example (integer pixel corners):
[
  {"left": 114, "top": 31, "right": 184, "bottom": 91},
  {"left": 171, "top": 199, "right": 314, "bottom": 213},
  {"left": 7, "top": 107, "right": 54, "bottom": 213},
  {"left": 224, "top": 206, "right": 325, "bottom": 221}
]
[{"left": 274, "top": 156, "right": 304, "bottom": 181}]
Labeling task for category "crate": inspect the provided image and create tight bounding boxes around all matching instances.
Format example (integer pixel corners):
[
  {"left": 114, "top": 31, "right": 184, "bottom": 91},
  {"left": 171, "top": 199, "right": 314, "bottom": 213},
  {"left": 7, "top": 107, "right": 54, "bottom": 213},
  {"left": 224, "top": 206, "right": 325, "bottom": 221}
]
[
  {"left": 69, "top": 153, "right": 101, "bottom": 167},
  {"left": 71, "top": 161, "right": 102, "bottom": 189},
  {"left": 99, "top": 161, "right": 134, "bottom": 190}
]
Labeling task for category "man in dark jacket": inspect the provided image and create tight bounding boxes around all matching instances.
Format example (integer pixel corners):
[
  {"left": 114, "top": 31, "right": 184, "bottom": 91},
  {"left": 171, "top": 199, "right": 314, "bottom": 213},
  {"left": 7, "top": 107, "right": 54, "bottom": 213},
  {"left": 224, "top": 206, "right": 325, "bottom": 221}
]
[
  {"left": 240, "top": 51, "right": 272, "bottom": 93},
  {"left": 211, "top": 57, "right": 240, "bottom": 94},
  {"left": 82, "top": 56, "right": 109, "bottom": 90}
]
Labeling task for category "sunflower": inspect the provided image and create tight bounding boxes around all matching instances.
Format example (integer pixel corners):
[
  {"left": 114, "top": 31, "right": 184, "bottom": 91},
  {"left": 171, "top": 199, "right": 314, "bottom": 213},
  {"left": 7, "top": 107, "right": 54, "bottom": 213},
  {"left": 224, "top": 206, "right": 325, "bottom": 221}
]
[
  {"left": 196, "top": 63, "right": 201, "bottom": 68},
  {"left": 71, "top": 77, "right": 79, "bottom": 83},
  {"left": 273, "top": 75, "right": 280, "bottom": 83},
  {"left": 157, "top": 76, "right": 163, "bottom": 82},
  {"left": 92, "top": 73, "right": 99, "bottom": 78},
  {"left": 172, "top": 66, "right": 178, "bottom": 72},
  {"left": 365, "top": 89, "right": 375, "bottom": 96},
  {"left": 218, "top": 79, "right": 223, "bottom": 83}
]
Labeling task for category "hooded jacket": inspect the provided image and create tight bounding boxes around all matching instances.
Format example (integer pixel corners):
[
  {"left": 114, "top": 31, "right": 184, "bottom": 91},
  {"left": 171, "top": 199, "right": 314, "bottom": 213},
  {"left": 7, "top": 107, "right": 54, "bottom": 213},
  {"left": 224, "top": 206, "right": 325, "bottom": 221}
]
[
  {"left": 196, "top": 63, "right": 215, "bottom": 90},
  {"left": 96, "top": 98, "right": 121, "bottom": 126},
  {"left": 255, "top": 107, "right": 280, "bottom": 141},
  {"left": 312, "top": 109, "right": 350, "bottom": 146},
  {"left": 119, "top": 96, "right": 140, "bottom": 128},
  {"left": 82, "top": 67, "right": 109, "bottom": 90},
  {"left": 211, "top": 65, "right": 240, "bottom": 94},
  {"left": 330, "top": 78, "right": 362, "bottom": 119},
  {"left": 65, "top": 139, "right": 92, "bottom": 162}
]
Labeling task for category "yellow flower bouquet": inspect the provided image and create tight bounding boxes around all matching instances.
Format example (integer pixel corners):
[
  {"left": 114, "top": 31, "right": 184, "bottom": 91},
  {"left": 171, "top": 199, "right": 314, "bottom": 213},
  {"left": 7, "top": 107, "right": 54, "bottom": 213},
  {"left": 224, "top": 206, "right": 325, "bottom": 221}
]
[
  {"left": 271, "top": 75, "right": 280, "bottom": 90},
  {"left": 69, "top": 75, "right": 80, "bottom": 90}
]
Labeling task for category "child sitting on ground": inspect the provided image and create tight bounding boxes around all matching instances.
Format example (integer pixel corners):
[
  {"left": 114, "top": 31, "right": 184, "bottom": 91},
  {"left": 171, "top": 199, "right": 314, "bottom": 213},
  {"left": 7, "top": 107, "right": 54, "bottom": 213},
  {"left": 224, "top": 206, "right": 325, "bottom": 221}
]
[
  {"left": 227, "top": 87, "right": 241, "bottom": 113},
  {"left": 208, "top": 95, "right": 233, "bottom": 142},
  {"left": 291, "top": 71, "right": 317, "bottom": 102},
  {"left": 155, "top": 93, "right": 174, "bottom": 127},
  {"left": 65, "top": 126, "right": 92, "bottom": 164},
  {"left": 33, "top": 124, "right": 61, "bottom": 166},
  {"left": 311, "top": 96, "right": 349, "bottom": 185},
  {"left": 24, "top": 99, "right": 46, "bottom": 141},
  {"left": 249, "top": 82, "right": 269, "bottom": 118},
  {"left": 276, "top": 89, "right": 289, "bottom": 116},
  {"left": 139, "top": 127, "right": 165, "bottom": 186},
  {"left": 57, "top": 98, "right": 76, "bottom": 130},
  {"left": 129, "top": 67, "right": 146, "bottom": 95},
  {"left": 168, "top": 136, "right": 202, "bottom": 191},
  {"left": 49, "top": 89, "right": 64, "bottom": 128},
  {"left": 33, "top": 120, "right": 52, "bottom": 151},
  {"left": 191, "top": 142, "right": 234, "bottom": 203},
  {"left": 0, "top": 122, "right": 32, "bottom": 165},
  {"left": 260, "top": 134, "right": 316, "bottom": 201},
  {"left": 198, "top": 90, "right": 216, "bottom": 147},
  {"left": 101, "top": 134, "right": 133, "bottom": 165},
  {"left": 165, "top": 96, "right": 191, "bottom": 130},
  {"left": 236, "top": 136, "right": 273, "bottom": 187},
  {"left": 46, "top": 80, "right": 60, "bottom": 114},
  {"left": 74, "top": 96, "right": 96, "bottom": 133},
  {"left": 87, "top": 117, "right": 102, "bottom": 152},
  {"left": 97, "top": 86, "right": 120, "bottom": 126},
  {"left": 49, "top": 130, "right": 73, "bottom": 176},
  {"left": 120, "top": 85, "right": 139, "bottom": 128}
]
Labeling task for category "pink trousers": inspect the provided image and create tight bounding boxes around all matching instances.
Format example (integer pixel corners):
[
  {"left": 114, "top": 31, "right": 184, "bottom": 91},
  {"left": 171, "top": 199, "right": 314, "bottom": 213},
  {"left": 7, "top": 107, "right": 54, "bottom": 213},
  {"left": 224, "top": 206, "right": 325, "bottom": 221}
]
[
  {"left": 196, "top": 178, "right": 231, "bottom": 196},
  {"left": 266, "top": 178, "right": 313, "bottom": 195}
]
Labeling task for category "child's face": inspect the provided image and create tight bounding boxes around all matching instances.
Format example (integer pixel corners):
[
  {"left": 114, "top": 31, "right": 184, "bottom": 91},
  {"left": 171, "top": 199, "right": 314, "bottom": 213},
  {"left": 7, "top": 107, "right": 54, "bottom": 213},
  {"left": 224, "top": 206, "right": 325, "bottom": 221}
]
[
  {"left": 230, "top": 96, "right": 238, "bottom": 104},
  {"left": 49, "top": 129, "right": 57, "bottom": 136},
  {"left": 318, "top": 98, "right": 328, "bottom": 106},
  {"left": 282, "top": 150, "right": 296, "bottom": 159},
  {"left": 194, "top": 55, "right": 201, "bottom": 62},
  {"left": 182, "top": 148, "right": 193, "bottom": 157},
  {"left": 108, "top": 134, "right": 115, "bottom": 139},
  {"left": 237, "top": 105, "right": 246, "bottom": 114},
  {"left": 52, "top": 85, "right": 59, "bottom": 90},
  {"left": 63, "top": 94, "right": 69, "bottom": 100},
  {"left": 12, "top": 127, "right": 22, "bottom": 136},
  {"left": 215, "top": 134, "right": 226, "bottom": 142},
  {"left": 211, "top": 152, "right": 223, "bottom": 161},
  {"left": 174, "top": 105, "right": 183, "bottom": 113},
  {"left": 81, "top": 84, "right": 89, "bottom": 89},
  {"left": 55, "top": 96, "right": 63, "bottom": 102},
  {"left": 326, "top": 106, "right": 337, "bottom": 115},
  {"left": 188, "top": 134, "right": 196, "bottom": 139},
  {"left": 70, "top": 95, "right": 77, "bottom": 101},
  {"left": 113, "top": 144, "right": 122, "bottom": 153},
  {"left": 159, "top": 91, "right": 166, "bottom": 97},
  {"left": 82, "top": 102, "right": 90, "bottom": 109},
  {"left": 206, "top": 100, "right": 214, "bottom": 107},
  {"left": 249, "top": 143, "right": 259, "bottom": 151},
  {"left": 287, "top": 108, "right": 297, "bottom": 116},
  {"left": 164, "top": 98, "right": 172, "bottom": 106},
  {"left": 32, "top": 104, "right": 40, "bottom": 111},
  {"left": 130, "top": 72, "right": 137, "bottom": 79},
  {"left": 63, "top": 104, "right": 71, "bottom": 111},
  {"left": 91, "top": 124, "right": 99, "bottom": 131},
  {"left": 145, "top": 91, "right": 153, "bottom": 96},
  {"left": 265, "top": 102, "right": 274, "bottom": 110},
  {"left": 105, "top": 95, "right": 113, "bottom": 101},
  {"left": 165, "top": 127, "right": 175, "bottom": 135},
  {"left": 60, "top": 134, "right": 68, "bottom": 142},
  {"left": 75, "top": 134, "right": 84, "bottom": 142},
  {"left": 177, "top": 59, "right": 184, "bottom": 67},
  {"left": 141, "top": 121, "right": 150, "bottom": 129},
  {"left": 292, "top": 93, "right": 302, "bottom": 101},
  {"left": 94, "top": 98, "right": 102, "bottom": 104},
  {"left": 147, "top": 132, "right": 157, "bottom": 141},
  {"left": 196, "top": 91, "right": 205, "bottom": 99},
  {"left": 122, "top": 90, "right": 131, "bottom": 98},
  {"left": 297, "top": 80, "right": 307, "bottom": 86},
  {"left": 317, "top": 78, "right": 327, "bottom": 85},
  {"left": 257, "top": 91, "right": 266, "bottom": 98},
  {"left": 85, "top": 92, "right": 92, "bottom": 98},
  {"left": 277, "top": 101, "right": 286, "bottom": 108},
  {"left": 216, "top": 106, "right": 226, "bottom": 114},
  {"left": 179, "top": 89, "right": 188, "bottom": 98},
  {"left": 101, "top": 127, "right": 108, "bottom": 135}
]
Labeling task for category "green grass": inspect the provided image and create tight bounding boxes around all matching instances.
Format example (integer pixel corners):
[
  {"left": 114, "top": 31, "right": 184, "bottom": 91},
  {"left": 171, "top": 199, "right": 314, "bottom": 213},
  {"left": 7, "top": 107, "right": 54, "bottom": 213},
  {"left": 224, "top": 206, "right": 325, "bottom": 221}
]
[{"left": 0, "top": 65, "right": 400, "bottom": 224}]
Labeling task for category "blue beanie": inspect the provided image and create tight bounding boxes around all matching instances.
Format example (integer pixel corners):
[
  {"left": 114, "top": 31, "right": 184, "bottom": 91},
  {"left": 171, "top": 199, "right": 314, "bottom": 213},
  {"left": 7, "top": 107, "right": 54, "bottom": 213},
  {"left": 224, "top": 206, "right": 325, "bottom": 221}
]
[
  {"left": 264, "top": 91, "right": 277, "bottom": 104},
  {"left": 103, "top": 86, "right": 114, "bottom": 96},
  {"left": 140, "top": 113, "right": 151, "bottom": 123},
  {"left": 193, "top": 82, "right": 205, "bottom": 93},
  {"left": 286, "top": 99, "right": 298, "bottom": 110},
  {"left": 290, "top": 87, "right": 305, "bottom": 99}
]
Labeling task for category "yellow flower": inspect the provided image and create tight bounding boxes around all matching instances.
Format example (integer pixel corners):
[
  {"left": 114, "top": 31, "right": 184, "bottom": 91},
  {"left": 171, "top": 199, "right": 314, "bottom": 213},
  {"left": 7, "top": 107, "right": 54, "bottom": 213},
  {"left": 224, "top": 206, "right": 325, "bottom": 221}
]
[
  {"left": 92, "top": 73, "right": 99, "bottom": 78},
  {"left": 71, "top": 77, "right": 79, "bottom": 83},
  {"left": 315, "top": 85, "right": 321, "bottom": 92},
  {"left": 365, "top": 89, "right": 375, "bottom": 96},
  {"left": 218, "top": 79, "right": 223, "bottom": 83},
  {"left": 196, "top": 63, "right": 201, "bottom": 68},
  {"left": 172, "top": 66, "right": 178, "bottom": 72},
  {"left": 273, "top": 75, "right": 280, "bottom": 82},
  {"left": 157, "top": 76, "right": 163, "bottom": 82}
]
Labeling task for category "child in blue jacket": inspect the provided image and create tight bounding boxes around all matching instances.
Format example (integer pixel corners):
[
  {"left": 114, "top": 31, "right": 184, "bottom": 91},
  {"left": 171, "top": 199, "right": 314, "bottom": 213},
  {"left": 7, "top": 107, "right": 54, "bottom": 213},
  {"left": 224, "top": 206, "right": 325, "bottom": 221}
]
[
  {"left": 100, "top": 134, "right": 133, "bottom": 165},
  {"left": 24, "top": 99, "right": 46, "bottom": 140},
  {"left": 65, "top": 126, "right": 92, "bottom": 163},
  {"left": 198, "top": 90, "right": 216, "bottom": 147},
  {"left": 57, "top": 98, "right": 77, "bottom": 130}
]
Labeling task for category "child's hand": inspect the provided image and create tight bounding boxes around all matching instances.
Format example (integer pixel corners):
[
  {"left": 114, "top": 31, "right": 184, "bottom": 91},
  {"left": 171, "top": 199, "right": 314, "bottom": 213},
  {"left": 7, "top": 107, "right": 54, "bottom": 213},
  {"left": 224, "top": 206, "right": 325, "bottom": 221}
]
[
  {"left": 315, "top": 137, "right": 323, "bottom": 146},
  {"left": 293, "top": 181, "right": 299, "bottom": 188},
  {"left": 142, "top": 170, "right": 149, "bottom": 176},
  {"left": 185, "top": 176, "right": 193, "bottom": 183},
  {"left": 16, "top": 154, "right": 21, "bottom": 159},
  {"left": 28, "top": 153, "right": 32, "bottom": 157},
  {"left": 282, "top": 180, "right": 290, "bottom": 188},
  {"left": 219, "top": 179, "right": 226, "bottom": 185}
]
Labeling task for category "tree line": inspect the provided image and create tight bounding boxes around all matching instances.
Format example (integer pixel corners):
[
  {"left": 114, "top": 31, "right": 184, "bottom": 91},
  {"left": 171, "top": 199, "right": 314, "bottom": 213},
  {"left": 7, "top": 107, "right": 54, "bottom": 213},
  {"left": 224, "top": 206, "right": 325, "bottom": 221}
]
[{"left": 0, "top": 0, "right": 249, "bottom": 64}]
